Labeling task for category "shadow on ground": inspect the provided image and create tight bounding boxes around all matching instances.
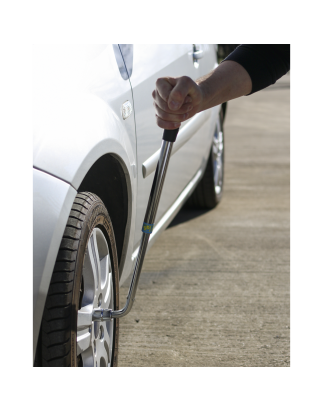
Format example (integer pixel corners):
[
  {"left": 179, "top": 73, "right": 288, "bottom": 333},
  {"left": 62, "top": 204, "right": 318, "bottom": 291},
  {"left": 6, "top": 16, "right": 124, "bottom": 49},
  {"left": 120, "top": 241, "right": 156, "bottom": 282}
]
[{"left": 166, "top": 206, "right": 212, "bottom": 229}]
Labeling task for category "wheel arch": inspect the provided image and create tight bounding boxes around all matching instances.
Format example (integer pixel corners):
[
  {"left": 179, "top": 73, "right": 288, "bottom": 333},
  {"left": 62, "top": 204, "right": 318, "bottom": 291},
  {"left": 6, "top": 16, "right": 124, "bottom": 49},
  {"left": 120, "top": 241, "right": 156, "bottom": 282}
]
[{"left": 77, "top": 152, "right": 132, "bottom": 276}]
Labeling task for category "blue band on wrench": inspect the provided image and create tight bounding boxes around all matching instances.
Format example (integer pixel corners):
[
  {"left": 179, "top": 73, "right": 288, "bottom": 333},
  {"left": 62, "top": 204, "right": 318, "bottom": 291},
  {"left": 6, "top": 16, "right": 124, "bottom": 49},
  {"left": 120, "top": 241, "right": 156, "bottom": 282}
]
[{"left": 142, "top": 223, "right": 154, "bottom": 234}]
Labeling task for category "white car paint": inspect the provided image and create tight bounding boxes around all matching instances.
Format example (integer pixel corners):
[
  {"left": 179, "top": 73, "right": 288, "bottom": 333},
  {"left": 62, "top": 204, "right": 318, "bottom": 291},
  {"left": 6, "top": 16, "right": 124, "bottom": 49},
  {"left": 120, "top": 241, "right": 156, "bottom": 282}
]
[{"left": 130, "top": 45, "right": 218, "bottom": 247}]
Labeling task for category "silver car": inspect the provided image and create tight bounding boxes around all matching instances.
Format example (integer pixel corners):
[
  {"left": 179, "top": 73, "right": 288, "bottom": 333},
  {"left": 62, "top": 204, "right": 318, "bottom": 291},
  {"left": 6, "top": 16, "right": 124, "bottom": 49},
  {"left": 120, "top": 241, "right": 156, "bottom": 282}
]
[{"left": 33, "top": 44, "right": 225, "bottom": 366}]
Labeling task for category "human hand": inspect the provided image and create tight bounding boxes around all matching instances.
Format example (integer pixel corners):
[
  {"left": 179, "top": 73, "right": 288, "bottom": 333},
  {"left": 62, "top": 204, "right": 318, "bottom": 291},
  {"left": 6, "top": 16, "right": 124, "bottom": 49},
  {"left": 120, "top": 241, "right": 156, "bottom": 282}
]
[{"left": 152, "top": 76, "right": 203, "bottom": 130}]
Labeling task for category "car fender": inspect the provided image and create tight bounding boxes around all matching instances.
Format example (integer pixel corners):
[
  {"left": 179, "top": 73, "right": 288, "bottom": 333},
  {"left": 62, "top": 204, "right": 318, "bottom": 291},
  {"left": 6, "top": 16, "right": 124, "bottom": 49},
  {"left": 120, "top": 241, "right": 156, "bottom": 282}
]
[
  {"left": 33, "top": 168, "right": 77, "bottom": 359},
  {"left": 33, "top": 92, "right": 136, "bottom": 190},
  {"left": 33, "top": 91, "right": 137, "bottom": 274}
]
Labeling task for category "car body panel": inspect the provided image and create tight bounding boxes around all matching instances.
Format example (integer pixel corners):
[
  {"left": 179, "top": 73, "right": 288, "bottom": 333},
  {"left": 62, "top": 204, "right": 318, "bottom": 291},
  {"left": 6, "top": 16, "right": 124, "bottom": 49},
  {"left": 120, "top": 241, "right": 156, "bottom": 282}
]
[
  {"left": 33, "top": 44, "right": 138, "bottom": 287},
  {"left": 33, "top": 168, "right": 77, "bottom": 358},
  {"left": 126, "top": 45, "right": 217, "bottom": 247},
  {"left": 33, "top": 93, "right": 136, "bottom": 190},
  {"left": 33, "top": 45, "right": 136, "bottom": 190}
]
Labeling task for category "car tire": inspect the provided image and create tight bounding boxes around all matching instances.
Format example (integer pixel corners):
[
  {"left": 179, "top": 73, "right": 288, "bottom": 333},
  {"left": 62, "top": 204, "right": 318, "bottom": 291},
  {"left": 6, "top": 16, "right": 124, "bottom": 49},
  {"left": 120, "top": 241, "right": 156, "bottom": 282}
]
[
  {"left": 40, "top": 192, "right": 119, "bottom": 367},
  {"left": 186, "top": 107, "right": 225, "bottom": 209}
]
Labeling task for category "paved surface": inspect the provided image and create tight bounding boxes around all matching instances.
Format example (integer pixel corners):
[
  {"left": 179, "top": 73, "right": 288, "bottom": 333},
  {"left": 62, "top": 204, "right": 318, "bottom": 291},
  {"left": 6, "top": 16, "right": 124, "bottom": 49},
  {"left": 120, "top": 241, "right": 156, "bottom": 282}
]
[{"left": 118, "top": 74, "right": 290, "bottom": 367}]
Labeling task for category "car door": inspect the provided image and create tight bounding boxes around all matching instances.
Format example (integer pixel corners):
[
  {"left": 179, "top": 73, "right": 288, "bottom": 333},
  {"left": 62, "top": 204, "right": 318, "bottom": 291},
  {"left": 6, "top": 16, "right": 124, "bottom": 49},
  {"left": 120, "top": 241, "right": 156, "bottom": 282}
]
[{"left": 124, "top": 44, "right": 215, "bottom": 248}]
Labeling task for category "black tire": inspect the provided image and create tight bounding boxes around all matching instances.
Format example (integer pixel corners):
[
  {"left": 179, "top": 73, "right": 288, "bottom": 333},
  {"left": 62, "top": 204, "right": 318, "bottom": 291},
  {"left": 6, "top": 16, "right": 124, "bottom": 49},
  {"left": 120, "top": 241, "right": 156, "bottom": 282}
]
[
  {"left": 39, "top": 192, "right": 119, "bottom": 367},
  {"left": 186, "top": 108, "right": 224, "bottom": 209}
]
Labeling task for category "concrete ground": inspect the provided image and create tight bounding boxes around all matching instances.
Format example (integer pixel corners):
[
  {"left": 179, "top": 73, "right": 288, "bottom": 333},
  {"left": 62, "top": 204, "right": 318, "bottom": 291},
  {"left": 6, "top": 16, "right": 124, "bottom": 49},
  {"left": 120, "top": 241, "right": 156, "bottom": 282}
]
[{"left": 118, "top": 73, "right": 290, "bottom": 367}]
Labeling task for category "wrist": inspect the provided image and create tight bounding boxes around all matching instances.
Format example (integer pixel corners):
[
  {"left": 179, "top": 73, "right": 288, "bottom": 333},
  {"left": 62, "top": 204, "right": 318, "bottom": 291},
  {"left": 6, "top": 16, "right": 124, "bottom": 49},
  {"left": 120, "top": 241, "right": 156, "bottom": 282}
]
[
  {"left": 195, "top": 61, "right": 252, "bottom": 113},
  {"left": 196, "top": 76, "right": 221, "bottom": 113}
]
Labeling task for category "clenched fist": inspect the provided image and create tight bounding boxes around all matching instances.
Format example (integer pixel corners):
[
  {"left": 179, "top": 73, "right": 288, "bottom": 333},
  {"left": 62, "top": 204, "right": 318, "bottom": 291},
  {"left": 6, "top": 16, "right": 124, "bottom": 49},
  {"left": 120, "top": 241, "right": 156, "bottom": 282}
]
[{"left": 152, "top": 76, "right": 204, "bottom": 130}]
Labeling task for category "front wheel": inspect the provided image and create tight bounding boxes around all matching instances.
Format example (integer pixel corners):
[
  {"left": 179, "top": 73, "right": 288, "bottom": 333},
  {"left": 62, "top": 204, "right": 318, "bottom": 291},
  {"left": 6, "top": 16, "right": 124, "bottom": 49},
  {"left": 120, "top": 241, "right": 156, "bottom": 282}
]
[
  {"left": 40, "top": 192, "right": 119, "bottom": 367},
  {"left": 186, "top": 107, "right": 225, "bottom": 209}
]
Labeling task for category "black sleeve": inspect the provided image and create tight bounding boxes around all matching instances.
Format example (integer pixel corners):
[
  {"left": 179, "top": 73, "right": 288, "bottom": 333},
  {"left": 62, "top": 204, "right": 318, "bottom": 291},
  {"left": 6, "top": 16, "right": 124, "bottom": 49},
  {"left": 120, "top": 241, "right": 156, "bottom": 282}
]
[{"left": 223, "top": 44, "right": 290, "bottom": 95}]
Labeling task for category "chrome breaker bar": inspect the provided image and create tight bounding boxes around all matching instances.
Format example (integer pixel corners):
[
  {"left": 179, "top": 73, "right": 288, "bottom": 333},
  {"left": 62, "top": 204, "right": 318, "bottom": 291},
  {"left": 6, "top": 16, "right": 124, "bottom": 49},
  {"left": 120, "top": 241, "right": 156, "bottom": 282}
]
[{"left": 92, "top": 128, "right": 179, "bottom": 322}]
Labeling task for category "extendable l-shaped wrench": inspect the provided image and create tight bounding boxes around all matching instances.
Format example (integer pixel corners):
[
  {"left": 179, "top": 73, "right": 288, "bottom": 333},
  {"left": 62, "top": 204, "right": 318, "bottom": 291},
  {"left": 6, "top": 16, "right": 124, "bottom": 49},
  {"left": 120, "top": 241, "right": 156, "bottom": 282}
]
[{"left": 92, "top": 128, "right": 179, "bottom": 322}]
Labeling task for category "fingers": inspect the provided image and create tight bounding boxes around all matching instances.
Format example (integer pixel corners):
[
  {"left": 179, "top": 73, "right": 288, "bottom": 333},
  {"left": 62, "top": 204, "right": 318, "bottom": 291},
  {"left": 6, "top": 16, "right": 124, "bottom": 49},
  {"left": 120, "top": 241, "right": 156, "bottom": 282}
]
[
  {"left": 154, "top": 102, "right": 190, "bottom": 123},
  {"left": 155, "top": 77, "right": 173, "bottom": 103},
  {"left": 155, "top": 115, "right": 181, "bottom": 130},
  {"left": 167, "top": 76, "right": 201, "bottom": 110},
  {"left": 153, "top": 89, "right": 195, "bottom": 129},
  {"left": 152, "top": 89, "right": 193, "bottom": 115},
  {"left": 153, "top": 76, "right": 202, "bottom": 129},
  {"left": 155, "top": 77, "right": 194, "bottom": 108}
]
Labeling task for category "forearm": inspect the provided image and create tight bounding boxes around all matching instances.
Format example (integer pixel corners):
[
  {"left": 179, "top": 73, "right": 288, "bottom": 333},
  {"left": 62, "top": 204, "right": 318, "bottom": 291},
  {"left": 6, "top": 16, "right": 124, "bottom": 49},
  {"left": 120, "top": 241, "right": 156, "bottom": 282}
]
[
  {"left": 153, "top": 59, "right": 252, "bottom": 130},
  {"left": 153, "top": 45, "right": 289, "bottom": 130},
  {"left": 196, "top": 60, "right": 252, "bottom": 112}
]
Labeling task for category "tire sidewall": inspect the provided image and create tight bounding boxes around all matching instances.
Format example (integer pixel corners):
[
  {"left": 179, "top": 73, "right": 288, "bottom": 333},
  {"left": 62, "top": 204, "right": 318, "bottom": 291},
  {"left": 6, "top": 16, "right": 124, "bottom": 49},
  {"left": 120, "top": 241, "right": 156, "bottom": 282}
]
[{"left": 71, "top": 199, "right": 119, "bottom": 367}]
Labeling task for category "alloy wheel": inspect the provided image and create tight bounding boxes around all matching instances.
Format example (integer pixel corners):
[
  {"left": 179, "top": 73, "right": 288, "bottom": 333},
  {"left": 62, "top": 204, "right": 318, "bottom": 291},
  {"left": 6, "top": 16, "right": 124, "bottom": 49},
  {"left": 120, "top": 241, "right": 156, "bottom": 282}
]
[
  {"left": 213, "top": 113, "right": 224, "bottom": 196},
  {"left": 76, "top": 227, "right": 114, "bottom": 367}
]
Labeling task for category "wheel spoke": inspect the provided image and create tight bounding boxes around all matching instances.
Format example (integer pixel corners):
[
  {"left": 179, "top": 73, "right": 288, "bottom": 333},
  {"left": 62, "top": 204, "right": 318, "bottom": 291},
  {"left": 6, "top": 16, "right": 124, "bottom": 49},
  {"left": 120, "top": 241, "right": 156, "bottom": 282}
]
[
  {"left": 219, "top": 130, "right": 223, "bottom": 144},
  {"left": 105, "top": 319, "right": 114, "bottom": 366},
  {"left": 77, "top": 330, "right": 91, "bottom": 356},
  {"left": 103, "top": 270, "right": 112, "bottom": 307},
  {"left": 95, "top": 335, "right": 110, "bottom": 367},
  {"left": 105, "top": 337, "right": 112, "bottom": 366},
  {"left": 88, "top": 229, "right": 101, "bottom": 292},
  {"left": 100, "top": 254, "right": 109, "bottom": 289},
  {"left": 77, "top": 305, "right": 93, "bottom": 329},
  {"left": 214, "top": 162, "right": 219, "bottom": 185}
]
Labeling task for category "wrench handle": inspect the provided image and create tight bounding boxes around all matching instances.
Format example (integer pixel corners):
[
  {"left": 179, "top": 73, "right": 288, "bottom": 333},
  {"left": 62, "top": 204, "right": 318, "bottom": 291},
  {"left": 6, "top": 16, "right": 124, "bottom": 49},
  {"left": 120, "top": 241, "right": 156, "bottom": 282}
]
[
  {"left": 93, "top": 130, "right": 177, "bottom": 321},
  {"left": 162, "top": 128, "right": 180, "bottom": 142}
]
